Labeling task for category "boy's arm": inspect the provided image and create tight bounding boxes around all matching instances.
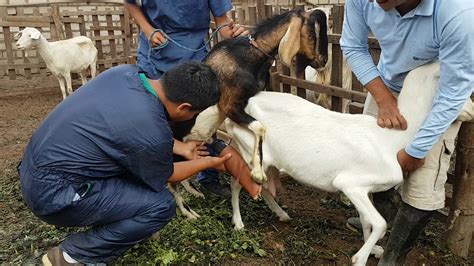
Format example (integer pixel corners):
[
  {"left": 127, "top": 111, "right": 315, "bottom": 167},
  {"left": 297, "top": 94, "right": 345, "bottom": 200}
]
[{"left": 168, "top": 154, "right": 231, "bottom": 183}]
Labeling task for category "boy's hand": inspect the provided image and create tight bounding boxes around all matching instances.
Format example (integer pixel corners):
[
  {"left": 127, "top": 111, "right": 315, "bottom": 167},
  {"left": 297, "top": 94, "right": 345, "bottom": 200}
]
[
  {"left": 182, "top": 141, "right": 209, "bottom": 160},
  {"left": 207, "top": 153, "right": 232, "bottom": 172},
  {"left": 145, "top": 28, "right": 167, "bottom": 47},
  {"left": 228, "top": 20, "right": 249, "bottom": 38},
  {"left": 397, "top": 149, "right": 425, "bottom": 178}
]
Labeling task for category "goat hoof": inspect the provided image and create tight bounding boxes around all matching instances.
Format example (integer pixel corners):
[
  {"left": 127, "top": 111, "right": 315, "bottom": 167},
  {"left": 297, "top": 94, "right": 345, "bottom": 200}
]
[
  {"left": 371, "top": 245, "right": 384, "bottom": 259},
  {"left": 251, "top": 168, "right": 265, "bottom": 183},
  {"left": 351, "top": 256, "right": 363, "bottom": 266},
  {"left": 279, "top": 214, "right": 291, "bottom": 222},
  {"left": 233, "top": 223, "right": 245, "bottom": 230}
]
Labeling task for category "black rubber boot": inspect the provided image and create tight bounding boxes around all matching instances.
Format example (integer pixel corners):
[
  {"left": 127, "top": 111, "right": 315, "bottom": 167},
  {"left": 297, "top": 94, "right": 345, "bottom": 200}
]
[
  {"left": 346, "top": 188, "right": 402, "bottom": 232},
  {"left": 372, "top": 188, "right": 402, "bottom": 227},
  {"left": 377, "top": 202, "right": 434, "bottom": 266}
]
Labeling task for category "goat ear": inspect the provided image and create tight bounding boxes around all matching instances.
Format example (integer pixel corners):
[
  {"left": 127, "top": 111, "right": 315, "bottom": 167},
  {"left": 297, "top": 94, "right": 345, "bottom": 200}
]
[
  {"left": 30, "top": 30, "right": 41, "bottom": 40},
  {"left": 14, "top": 31, "right": 22, "bottom": 39},
  {"left": 278, "top": 16, "right": 302, "bottom": 67}
]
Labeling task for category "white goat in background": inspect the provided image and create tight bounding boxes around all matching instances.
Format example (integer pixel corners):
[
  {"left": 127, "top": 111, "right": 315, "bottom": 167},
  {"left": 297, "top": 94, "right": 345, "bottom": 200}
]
[
  {"left": 201, "top": 61, "right": 473, "bottom": 265},
  {"left": 305, "top": 7, "right": 353, "bottom": 112},
  {"left": 16, "top": 27, "right": 97, "bottom": 99}
]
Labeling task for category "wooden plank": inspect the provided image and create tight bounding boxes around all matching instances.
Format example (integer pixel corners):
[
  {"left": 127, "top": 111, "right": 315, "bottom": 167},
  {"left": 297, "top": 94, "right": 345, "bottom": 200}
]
[
  {"left": 90, "top": 25, "right": 124, "bottom": 31},
  {"left": 78, "top": 15, "right": 86, "bottom": 37},
  {"left": 3, "top": 27, "right": 17, "bottom": 80},
  {"left": 279, "top": 74, "right": 368, "bottom": 102},
  {"left": 352, "top": 72, "right": 364, "bottom": 92},
  {"left": 97, "top": 58, "right": 128, "bottom": 65},
  {"left": 0, "top": 21, "right": 50, "bottom": 27},
  {"left": 328, "top": 34, "right": 381, "bottom": 49},
  {"left": 294, "top": 54, "right": 307, "bottom": 98},
  {"left": 446, "top": 121, "right": 474, "bottom": 258},
  {"left": 64, "top": 20, "right": 73, "bottom": 39},
  {"left": 248, "top": 6, "right": 257, "bottom": 26},
  {"left": 270, "top": 70, "right": 280, "bottom": 92},
  {"left": 121, "top": 10, "right": 132, "bottom": 64},
  {"left": 92, "top": 14, "right": 105, "bottom": 73},
  {"left": 281, "top": 65, "right": 291, "bottom": 93},
  {"left": 0, "top": 62, "right": 48, "bottom": 70},
  {"left": 257, "top": 0, "right": 266, "bottom": 22},
  {"left": 237, "top": 7, "right": 246, "bottom": 24},
  {"left": 51, "top": 5, "right": 65, "bottom": 40},
  {"left": 90, "top": 35, "right": 128, "bottom": 41},
  {"left": 348, "top": 102, "right": 364, "bottom": 114},
  {"left": 330, "top": 5, "right": 344, "bottom": 112},
  {"left": 106, "top": 15, "right": 117, "bottom": 59},
  {"left": 265, "top": 4, "right": 273, "bottom": 18},
  {"left": 60, "top": 10, "right": 124, "bottom": 17},
  {"left": 4, "top": 15, "right": 50, "bottom": 23}
]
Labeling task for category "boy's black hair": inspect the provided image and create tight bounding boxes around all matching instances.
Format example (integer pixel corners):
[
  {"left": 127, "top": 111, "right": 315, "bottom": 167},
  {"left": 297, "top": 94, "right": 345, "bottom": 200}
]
[{"left": 161, "top": 61, "right": 219, "bottom": 111}]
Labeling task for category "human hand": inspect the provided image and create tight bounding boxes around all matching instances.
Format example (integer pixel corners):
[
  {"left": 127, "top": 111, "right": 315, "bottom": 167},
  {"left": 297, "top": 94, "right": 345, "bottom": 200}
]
[
  {"left": 397, "top": 149, "right": 425, "bottom": 178},
  {"left": 228, "top": 20, "right": 250, "bottom": 38},
  {"left": 376, "top": 93, "right": 407, "bottom": 130},
  {"left": 145, "top": 29, "right": 167, "bottom": 47},
  {"left": 182, "top": 141, "right": 209, "bottom": 160},
  {"left": 207, "top": 153, "right": 232, "bottom": 172}
]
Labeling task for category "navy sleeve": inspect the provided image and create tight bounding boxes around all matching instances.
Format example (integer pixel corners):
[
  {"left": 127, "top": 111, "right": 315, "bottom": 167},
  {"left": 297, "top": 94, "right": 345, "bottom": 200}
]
[
  {"left": 124, "top": 0, "right": 137, "bottom": 4},
  {"left": 210, "top": 0, "right": 232, "bottom": 17},
  {"left": 119, "top": 141, "right": 174, "bottom": 192}
]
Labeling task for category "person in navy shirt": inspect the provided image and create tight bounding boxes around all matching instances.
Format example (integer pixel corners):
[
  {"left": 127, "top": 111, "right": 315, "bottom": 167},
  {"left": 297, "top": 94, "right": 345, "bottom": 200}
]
[
  {"left": 125, "top": 0, "right": 249, "bottom": 198},
  {"left": 19, "top": 61, "right": 262, "bottom": 265},
  {"left": 341, "top": 0, "right": 474, "bottom": 264}
]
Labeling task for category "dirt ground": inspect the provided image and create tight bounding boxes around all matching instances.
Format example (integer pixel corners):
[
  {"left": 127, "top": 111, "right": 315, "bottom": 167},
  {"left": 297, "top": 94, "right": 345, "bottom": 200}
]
[{"left": 0, "top": 90, "right": 472, "bottom": 265}]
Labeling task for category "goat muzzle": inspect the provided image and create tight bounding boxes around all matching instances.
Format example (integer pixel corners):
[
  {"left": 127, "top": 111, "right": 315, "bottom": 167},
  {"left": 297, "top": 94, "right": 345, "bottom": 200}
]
[{"left": 310, "top": 55, "right": 327, "bottom": 70}]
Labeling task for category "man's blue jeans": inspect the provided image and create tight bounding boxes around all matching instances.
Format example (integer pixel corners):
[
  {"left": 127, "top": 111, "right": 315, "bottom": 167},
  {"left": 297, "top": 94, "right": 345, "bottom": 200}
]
[{"left": 196, "top": 140, "right": 221, "bottom": 183}]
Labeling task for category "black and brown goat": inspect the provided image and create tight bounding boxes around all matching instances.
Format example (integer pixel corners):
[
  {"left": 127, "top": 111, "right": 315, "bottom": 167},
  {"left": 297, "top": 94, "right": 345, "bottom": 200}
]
[{"left": 186, "top": 8, "right": 328, "bottom": 183}]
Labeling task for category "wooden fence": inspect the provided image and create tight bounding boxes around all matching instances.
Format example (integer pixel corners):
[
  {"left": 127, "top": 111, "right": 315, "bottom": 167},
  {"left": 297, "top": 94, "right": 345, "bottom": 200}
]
[{"left": 0, "top": 2, "right": 138, "bottom": 91}]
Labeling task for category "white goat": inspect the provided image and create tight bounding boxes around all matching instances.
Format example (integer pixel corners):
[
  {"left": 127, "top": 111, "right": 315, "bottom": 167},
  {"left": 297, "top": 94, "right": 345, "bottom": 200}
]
[
  {"left": 192, "top": 61, "right": 473, "bottom": 265},
  {"left": 15, "top": 27, "right": 97, "bottom": 99},
  {"left": 305, "top": 7, "right": 353, "bottom": 112}
]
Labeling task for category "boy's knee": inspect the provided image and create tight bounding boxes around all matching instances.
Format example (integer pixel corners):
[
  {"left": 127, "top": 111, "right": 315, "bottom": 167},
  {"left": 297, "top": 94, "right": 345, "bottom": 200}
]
[{"left": 148, "top": 190, "right": 176, "bottom": 222}]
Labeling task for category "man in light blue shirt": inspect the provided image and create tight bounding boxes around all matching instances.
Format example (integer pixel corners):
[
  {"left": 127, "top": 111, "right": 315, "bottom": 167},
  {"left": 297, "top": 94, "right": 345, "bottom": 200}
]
[{"left": 341, "top": 0, "right": 473, "bottom": 264}]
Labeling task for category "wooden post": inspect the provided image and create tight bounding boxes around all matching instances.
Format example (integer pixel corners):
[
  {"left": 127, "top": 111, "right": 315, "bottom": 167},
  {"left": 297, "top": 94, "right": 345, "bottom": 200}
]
[
  {"left": 281, "top": 65, "right": 291, "bottom": 93},
  {"left": 294, "top": 54, "right": 307, "bottom": 98},
  {"left": 330, "top": 5, "right": 344, "bottom": 112},
  {"left": 51, "top": 5, "right": 65, "bottom": 40},
  {"left": 270, "top": 70, "right": 281, "bottom": 92},
  {"left": 446, "top": 121, "right": 474, "bottom": 258},
  {"left": 257, "top": 0, "right": 266, "bottom": 22}
]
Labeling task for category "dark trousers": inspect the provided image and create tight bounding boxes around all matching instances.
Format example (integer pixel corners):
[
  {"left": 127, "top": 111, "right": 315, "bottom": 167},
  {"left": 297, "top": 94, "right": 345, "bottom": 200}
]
[{"left": 37, "top": 177, "right": 176, "bottom": 263}]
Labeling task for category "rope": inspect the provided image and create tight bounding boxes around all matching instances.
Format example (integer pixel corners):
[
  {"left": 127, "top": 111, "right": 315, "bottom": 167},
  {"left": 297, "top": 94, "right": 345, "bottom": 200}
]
[{"left": 147, "top": 23, "right": 230, "bottom": 60}]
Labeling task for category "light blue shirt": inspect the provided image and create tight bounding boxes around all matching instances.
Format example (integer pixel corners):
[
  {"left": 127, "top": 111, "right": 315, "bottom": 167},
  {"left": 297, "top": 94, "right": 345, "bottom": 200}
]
[{"left": 341, "top": 0, "right": 474, "bottom": 158}]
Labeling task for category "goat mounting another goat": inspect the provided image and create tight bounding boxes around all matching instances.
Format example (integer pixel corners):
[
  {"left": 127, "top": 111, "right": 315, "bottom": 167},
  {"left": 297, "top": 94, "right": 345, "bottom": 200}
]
[
  {"left": 16, "top": 27, "right": 97, "bottom": 100},
  {"left": 203, "top": 61, "right": 473, "bottom": 265},
  {"left": 185, "top": 8, "right": 329, "bottom": 184}
]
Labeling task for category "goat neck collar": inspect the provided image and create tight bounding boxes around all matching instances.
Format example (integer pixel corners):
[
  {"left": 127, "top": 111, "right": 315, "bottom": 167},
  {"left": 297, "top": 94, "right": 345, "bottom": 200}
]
[{"left": 248, "top": 35, "right": 276, "bottom": 61}]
